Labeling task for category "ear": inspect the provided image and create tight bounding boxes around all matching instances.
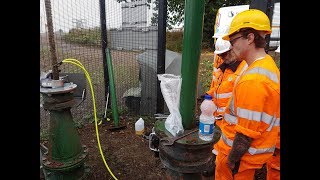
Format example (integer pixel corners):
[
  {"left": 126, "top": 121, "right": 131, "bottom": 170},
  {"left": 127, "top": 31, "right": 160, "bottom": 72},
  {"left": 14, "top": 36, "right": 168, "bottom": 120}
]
[{"left": 247, "top": 33, "right": 255, "bottom": 45}]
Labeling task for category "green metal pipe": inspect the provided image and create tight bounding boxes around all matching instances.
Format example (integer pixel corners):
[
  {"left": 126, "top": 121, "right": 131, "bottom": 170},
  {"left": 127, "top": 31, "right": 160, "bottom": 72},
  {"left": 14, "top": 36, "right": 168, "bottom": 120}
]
[
  {"left": 49, "top": 109, "right": 83, "bottom": 161},
  {"left": 180, "top": 0, "right": 205, "bottom": 129},
  {"left": 106, "top": 48, "right": 119, "bottom": 126},
  {"left": 40, "top": 89, "right": 89, "bottom": 179}
]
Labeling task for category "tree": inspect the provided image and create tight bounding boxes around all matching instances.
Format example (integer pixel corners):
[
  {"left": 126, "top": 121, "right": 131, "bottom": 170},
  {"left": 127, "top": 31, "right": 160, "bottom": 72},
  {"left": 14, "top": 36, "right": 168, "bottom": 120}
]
[{"left": 162, "top": 0, "right": 250, "bottom": 48}]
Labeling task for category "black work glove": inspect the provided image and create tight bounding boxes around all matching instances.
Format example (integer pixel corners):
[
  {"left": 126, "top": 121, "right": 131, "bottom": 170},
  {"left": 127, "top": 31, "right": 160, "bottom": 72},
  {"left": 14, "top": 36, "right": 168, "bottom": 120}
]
[
  {"left": 227, "top": 160, "right": 240, "bottom": 176},
  {"left": 232, "top": 161, "right": 240, "bottom": 176}
]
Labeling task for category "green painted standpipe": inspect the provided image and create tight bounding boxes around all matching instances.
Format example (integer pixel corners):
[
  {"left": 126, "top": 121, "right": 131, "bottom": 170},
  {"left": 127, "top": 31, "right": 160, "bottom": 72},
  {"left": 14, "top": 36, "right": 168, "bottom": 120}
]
[
  {"left": 180, "top": 0, "right": 205, "bottom": 130},
  {"left": 50, "top": 110, "right": 82, "bottom": 161},
  {"left": 106, "top": 48, "right": 119, "bottom": 127},
  {"left": 40, "top": 90, "right": 89, "bottom": 179}
]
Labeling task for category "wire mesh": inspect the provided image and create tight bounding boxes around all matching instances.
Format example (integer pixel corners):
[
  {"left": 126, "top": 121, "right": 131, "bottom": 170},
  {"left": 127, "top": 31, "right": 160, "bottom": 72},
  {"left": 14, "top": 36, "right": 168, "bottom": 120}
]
[
  {"left": 40, "top": 0, "right": 160, "bottom": 134},
  {"left": 106, "top": 0, "right": 159, "bottom": 115}
]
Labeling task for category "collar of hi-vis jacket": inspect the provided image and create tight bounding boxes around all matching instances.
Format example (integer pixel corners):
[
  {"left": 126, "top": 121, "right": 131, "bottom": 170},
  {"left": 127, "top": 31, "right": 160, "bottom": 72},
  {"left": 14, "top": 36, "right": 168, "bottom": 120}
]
[{"left": 218, "top": 60, "right": 241, "bottom": 73}]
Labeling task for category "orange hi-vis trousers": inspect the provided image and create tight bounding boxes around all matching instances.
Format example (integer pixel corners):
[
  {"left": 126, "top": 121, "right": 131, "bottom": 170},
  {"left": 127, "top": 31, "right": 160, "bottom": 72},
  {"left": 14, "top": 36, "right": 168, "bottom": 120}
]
[
  {"left": 215, "top": 152, "right": 263, "bottom": 180},
  {"left": 266, "top": 148, "right": 280, "bottom": 180}
]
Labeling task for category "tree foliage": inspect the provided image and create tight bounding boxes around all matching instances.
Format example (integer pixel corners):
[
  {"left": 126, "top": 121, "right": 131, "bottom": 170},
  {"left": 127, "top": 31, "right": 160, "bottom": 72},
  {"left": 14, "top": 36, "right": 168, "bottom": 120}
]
[
  {"left": 163, "top": 0, "right": 250, "bottom": 48},
  {"left": 152, "top": 0, "right": 250, "bottom": 47}
]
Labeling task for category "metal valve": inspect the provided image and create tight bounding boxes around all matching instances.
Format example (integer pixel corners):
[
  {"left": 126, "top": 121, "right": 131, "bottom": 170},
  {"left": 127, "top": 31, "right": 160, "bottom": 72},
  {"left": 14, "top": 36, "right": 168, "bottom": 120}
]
[{"left": 148, "top": 127, "right": 160, "bottom": 157}]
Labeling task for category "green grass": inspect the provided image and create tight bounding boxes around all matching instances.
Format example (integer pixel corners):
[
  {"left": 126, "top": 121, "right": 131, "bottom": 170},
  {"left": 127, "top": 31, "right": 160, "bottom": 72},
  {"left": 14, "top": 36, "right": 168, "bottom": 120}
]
[
  {"left": 198, "top": 58, "right": 213, "bottom": 92},
  {"left": 114, "top": 65, "right": 140, "bottom": 88},
  {"left": 166, "top": 31, "right": 183, "bottom": 53}
]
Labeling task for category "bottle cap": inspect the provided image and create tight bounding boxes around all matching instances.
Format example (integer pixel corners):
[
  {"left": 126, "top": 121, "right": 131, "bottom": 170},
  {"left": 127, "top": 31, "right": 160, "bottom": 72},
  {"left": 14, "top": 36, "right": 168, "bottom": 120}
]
[{"left": 204, "top": 94, "right": 212, "bottom": 100}]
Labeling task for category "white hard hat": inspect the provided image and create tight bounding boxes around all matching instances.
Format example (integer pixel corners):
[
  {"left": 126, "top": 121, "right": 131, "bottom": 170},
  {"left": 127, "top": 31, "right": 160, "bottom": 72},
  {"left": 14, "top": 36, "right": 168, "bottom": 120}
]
[
  {"left": 213, "top": 25, "right": 230, "bottom": 38},
  {"left": 214, "top": 37, "right": 231, "bottom": 54},
  {"left": 275, "top": 46, "right": 280, "bottom": 53}
]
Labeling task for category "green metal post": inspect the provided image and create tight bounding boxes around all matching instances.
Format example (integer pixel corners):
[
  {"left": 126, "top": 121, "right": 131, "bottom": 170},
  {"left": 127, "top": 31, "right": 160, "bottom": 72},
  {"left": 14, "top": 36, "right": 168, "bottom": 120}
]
[
  {"left": 156, "top": 1, "right": 214, "bottom": 179},
  {"left": 180, "top": 0, "right": 205, "bottom": 130},
  {"left": 106, "top": 48, "right": 119, "bottom": 127}
]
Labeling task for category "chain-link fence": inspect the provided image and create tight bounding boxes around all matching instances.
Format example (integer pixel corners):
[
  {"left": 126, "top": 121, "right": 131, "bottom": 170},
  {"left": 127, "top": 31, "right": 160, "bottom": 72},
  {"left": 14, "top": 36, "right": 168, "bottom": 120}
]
[{"left": 40, "top": 0, "right": 162, "bottom": 134}]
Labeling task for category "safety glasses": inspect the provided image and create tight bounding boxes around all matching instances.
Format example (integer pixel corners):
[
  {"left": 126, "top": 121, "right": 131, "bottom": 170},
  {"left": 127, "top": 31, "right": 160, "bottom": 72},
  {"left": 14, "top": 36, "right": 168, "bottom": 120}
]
[
  {"left": 219, "top": 51, "right": 229, "bottom": 58},
  {"left": 229, "top": 35, "right": 244, "bottom": 46}
]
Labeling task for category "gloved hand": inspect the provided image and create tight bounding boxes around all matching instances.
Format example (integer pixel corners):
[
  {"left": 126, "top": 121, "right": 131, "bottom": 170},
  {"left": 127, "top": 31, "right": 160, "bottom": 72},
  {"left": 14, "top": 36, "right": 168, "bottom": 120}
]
[{"left": 227, "top": 160, "right": 240, "bottom": 176}]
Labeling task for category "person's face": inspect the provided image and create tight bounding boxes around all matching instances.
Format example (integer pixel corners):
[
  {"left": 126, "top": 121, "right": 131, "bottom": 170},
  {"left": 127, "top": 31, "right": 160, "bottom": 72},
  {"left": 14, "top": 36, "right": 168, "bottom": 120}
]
[
  {"left": 229, "top": 32, "right": 247, "bottom": 59},
  {"left": 219, "top": 50, "right": 237, "bottom": 64}
]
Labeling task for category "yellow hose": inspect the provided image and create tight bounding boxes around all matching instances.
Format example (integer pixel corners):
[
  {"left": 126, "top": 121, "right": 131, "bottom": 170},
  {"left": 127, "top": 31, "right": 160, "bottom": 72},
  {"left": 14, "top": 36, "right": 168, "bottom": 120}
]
[
  {"left": 62, "top": 58, "right": 118, "bottom": 180},
  {"left": 62, "top": 59, "right": 104, "bottom": 125}
]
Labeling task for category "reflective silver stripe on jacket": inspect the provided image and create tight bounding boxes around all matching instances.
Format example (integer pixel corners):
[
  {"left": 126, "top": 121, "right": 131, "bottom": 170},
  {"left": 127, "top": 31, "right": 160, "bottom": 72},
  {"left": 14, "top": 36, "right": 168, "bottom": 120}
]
[
  {"left": 266, "top": 116, "right": 280, "bottom": 131},
  {"left": 224, "top": 113, "right": 238, "bottom": 124},
  {"left": 237, "top": 107, "right": 279, "bottom": 126},
  {"left": 221, "top": 133, "right": 275, "bottom": 155},
  {"left": 225, "top": 107, "right": 279, "bottom": 131},
  {"left": 244, "top": 67, "right": 279, "bottom": 84},
  {"left": 225, "top": 96, "right": 236, "bottom": 124},
  {"left": 228, "top": 96, "right": 235, "bottom": 115}
]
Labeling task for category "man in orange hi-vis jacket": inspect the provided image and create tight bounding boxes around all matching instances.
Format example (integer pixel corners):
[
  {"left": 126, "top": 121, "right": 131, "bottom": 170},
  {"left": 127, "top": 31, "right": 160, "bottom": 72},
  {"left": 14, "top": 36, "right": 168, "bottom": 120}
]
[
  {"left": 266, "top": 45, "right": 280, "bottom": 180},
  {"left": 214, "top": 9, "right": 280, "bottom": 180},
  {"left": 203, "top": 35, "right": 248, "bottom": 179}
]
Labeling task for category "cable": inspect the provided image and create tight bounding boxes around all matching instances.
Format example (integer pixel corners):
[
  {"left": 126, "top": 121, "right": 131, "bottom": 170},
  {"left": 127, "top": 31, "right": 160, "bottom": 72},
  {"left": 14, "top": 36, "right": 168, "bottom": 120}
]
[{"left": 62, "top": 58, "right": 118, "bottom": 180}]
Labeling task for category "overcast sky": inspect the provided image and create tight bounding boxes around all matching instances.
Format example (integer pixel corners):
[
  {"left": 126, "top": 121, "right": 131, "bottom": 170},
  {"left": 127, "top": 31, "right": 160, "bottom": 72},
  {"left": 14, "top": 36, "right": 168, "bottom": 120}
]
[{"left": 40, "top": 0, "right": 125, "bottom": 33}]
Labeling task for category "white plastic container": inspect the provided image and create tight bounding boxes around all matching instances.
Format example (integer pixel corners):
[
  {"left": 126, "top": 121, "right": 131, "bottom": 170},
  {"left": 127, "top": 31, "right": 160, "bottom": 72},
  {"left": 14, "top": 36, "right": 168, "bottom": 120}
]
[
  {"left": 135, "top": 118, "right": 145, "bottom": 135},
  {"left": 198, "top": 95, "right": 217, "bottom": 141}
]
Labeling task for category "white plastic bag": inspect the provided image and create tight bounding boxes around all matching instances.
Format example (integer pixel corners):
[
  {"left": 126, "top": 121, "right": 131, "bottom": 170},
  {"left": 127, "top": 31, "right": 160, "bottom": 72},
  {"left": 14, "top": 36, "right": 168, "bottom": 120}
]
[{"left": 157, "top": 74, "right": 184, "bottom": 137}]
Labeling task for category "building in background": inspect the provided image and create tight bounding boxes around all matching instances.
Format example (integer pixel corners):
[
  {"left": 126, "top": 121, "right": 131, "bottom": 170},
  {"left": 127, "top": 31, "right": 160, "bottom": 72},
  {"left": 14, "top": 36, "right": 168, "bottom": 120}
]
[{"left": 121, "top": 0, "right": 155, "bottom": 28}]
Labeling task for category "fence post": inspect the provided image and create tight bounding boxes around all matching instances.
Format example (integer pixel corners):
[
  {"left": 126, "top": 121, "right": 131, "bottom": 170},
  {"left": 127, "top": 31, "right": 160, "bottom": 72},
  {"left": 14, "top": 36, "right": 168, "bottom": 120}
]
[
  {"left": 157, "top": 0, "right": 167, "bottom": 114},
  {"left": 99, "top": 0, "right": 110, "bottom": 109}
]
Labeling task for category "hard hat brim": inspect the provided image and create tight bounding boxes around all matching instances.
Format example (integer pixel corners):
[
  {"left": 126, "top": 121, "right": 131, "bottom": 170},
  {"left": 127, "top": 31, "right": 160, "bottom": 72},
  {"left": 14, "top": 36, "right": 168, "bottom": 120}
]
[
  {"left": 213, "top": 34, "right": 225, "bottom": 39},
  {"left": 222, "top": 29, "right": 272, "bottom": 41},
  {"left": 222, "top": 33, "right": 232, "bottom": 40},
  {"left": 214, "top": 48, "right": 229, "bottom": 55},
  {"left": 222, "top": 28, "right": 239, "bottom": 40}
]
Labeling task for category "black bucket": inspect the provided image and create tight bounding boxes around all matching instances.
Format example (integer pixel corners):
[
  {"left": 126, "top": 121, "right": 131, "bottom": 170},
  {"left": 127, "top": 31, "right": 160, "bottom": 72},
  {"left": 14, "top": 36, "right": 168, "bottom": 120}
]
[{"left": 158, "top": 129, "right": 214, "bottom": 174}]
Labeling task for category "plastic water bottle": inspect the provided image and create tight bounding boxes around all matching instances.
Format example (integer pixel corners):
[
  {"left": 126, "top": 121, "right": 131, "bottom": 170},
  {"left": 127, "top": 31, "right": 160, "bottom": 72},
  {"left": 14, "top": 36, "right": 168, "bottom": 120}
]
[
  {"left": 199, "top": 95, "right": 216, "bottom": 141},
  {"left": 135, "top": 118, "right": 145, "bottom": 135}
]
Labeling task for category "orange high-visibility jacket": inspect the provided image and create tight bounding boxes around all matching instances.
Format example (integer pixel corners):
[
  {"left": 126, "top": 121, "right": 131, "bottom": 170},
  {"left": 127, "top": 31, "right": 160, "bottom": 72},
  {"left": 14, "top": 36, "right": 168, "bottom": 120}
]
[
  {"left": 214, "top": 54, "right": 280, "bottom": 165},
  {"left": 206, "top": 54, "right": 223, "bottom": 100},
  {"left": 214, "top": 54, "right": 224, "bottom": 68},
  {"left": 206, "top": 60, "right": 248, "bottom": 120}
]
